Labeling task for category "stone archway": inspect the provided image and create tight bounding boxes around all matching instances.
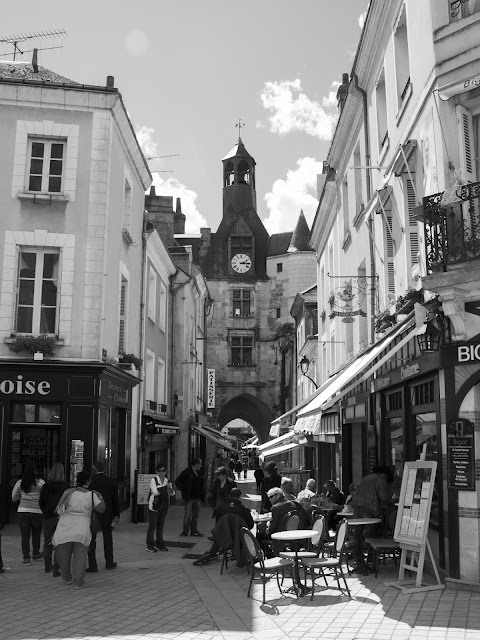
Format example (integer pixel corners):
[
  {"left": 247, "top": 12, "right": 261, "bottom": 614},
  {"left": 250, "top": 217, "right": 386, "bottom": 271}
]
[{"left": 217, "top": 393, "right": 273, "bottom": 444}]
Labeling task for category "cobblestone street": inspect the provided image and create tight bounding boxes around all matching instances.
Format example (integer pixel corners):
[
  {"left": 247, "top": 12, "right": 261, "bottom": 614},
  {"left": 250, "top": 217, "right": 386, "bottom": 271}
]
[{"left": 1, "top": 498, "right": 480, "bottom": 640}]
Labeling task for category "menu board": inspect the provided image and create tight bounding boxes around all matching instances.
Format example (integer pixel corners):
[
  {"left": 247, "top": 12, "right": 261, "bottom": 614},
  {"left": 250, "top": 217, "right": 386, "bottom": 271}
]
[
  {"left": 394, "top": 460, "right": 437, "bottom": 547},
  {"left": 136, "top": 474, "right": 156, "bottom": 505},
  {"left": 447, "top": 419, "right": 475, "bottom": 491}
]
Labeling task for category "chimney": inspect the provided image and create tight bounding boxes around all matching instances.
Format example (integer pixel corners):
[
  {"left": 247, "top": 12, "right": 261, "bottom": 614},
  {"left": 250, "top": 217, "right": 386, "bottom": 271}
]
[
  {"left": 106, "top": 75, "right": 115, "bottom": 88},
  {"left": 174, "top": 197, "right": 186, "bottom": 234},
  {"left": 32, "top": 49, "right": 39, "bottom": 73},
  {"left": 336, "top": 73, "right": 349, "bottom": 113}
]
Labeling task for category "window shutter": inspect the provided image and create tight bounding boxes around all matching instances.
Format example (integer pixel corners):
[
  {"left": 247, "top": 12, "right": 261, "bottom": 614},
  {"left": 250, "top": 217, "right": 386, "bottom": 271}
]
[
  {"left": 13, "top": 250, "right": 21, "bottom": 331},
  {"left": 386, "top": 213, "right": 395, "bottom": 295},
  {"left": 118, "top": 278, "right": 127, "bottom": 352},
  {"left": 456, "top": 105, "right": 477, "bottom": 183},
  {"left": 405, "top": 177, "right": 419, "bottom": 269}
]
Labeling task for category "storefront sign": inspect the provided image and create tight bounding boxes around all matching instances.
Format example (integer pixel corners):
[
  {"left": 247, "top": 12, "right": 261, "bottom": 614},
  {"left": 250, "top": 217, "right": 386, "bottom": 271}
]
[
  {"left": 457, "top": 344, "right": 480, "bottom": 363},
  {"left": 400, "top": 363, "right": 420, "bottom": 379},
  {"left": 0, "top": 375, "right": 51, "bottom": 396},
  {"left": 447, "top": 418, "right": 475, "bottom": 491},
  {"left": 376, "top": 376, "right": 391, "bottom": 390},
  {"left": 207, "top": 368, "right": 215, "bottom": 408},
  {"left": 106, "top": 381, "right": 128, "bottom": 404}
]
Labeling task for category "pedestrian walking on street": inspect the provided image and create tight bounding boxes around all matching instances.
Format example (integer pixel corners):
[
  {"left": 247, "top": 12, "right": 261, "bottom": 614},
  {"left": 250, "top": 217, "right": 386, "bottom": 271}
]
[
  {"left": 87, "top": 460, "right": 120, "bottom": 571},
  {"left": 53, "top": 471, "right": 105, "bottom": 589},
  {"left": 235, "top": 459, "right": 243, "bottom": 481},
  {"left": 146, "top": 464, "right": 175, "bottom": 552},
  {"left": 39, "top": 462, "right": 69, "bottom": 576},
  {"left": 242, "top": 460, "right": 248, "bottom": 479},
  {"left": 175, "top": 458, "right": 206, "bottom": 537},
  {"left": 11, "top": 462, "right": 45, "bottom": 565},
  {"left": 254, "top": 465, "right": 264, "bottom": 492}
]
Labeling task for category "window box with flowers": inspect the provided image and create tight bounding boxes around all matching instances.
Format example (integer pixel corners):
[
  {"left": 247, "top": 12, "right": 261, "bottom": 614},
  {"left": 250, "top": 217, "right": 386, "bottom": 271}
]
[
  {"left": 7, "top": 333, "right": 57, "bottom": 358},
  {"left": 118, "top": 352, "right": 142, "bottom": 371},
  {"left": 375, "top": 311, "right": 396, "bottom": 334},
  {"left": 395, "top": 288, "right": 423, "bottom": 316}
]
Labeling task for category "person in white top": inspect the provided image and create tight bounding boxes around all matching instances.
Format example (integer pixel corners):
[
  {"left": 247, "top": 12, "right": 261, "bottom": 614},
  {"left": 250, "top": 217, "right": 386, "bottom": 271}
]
[
  {"left": 11, "top": 462, "right": 45, "bottom": 565},
  {"left": 146, "top": 465, "right": 174, "bottom": 552}
]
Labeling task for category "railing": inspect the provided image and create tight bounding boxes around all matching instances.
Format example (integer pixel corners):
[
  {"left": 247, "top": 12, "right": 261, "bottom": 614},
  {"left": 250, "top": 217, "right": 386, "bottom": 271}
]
[
  {"left": 144, "top": 400, "right": 167, "bottom": 414},
  {"left": 423, "top": 181, "right": 480, "bottom": 271}
]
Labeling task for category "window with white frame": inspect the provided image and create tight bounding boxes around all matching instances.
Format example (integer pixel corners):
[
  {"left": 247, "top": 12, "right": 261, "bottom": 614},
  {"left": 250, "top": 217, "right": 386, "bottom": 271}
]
[
  {"left": 394, "top": 5, "right": 411, "bottom": 108},
  {"left": 158, "top": 280, "right": 167, "bottom": 332},
  {"left": 123, "top": 178, "right": 132, "bottom": 232},
  {"left": 342, "top": 178, "right": 350, "bottom": 237},
  {"left": 16, "top": 249, "right": 59, "bottom": 334},
  {"left": 375, "top": 70, "right": 388, "bottom": 152},
  {"left": 157, "top": 357, "right": 165, "bottom": 405},
  {"left": 145, "top": 350, "right": 155, "bottom": 403},
  {"left": 26, "top": 138, "right": 65, "bottom": 194},
  {"left": 232, "top": 288, "right": 252, "bottom": 316},
  {"left": 147, "top": 267, "right": 156, "bottom": 322},
  {"left": 118, "top": 276, "right": 128, "bottom": 353}
]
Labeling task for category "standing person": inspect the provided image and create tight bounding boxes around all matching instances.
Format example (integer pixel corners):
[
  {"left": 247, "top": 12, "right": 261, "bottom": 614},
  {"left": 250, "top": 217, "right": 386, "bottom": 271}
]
[
  {"left": 254, "top": 465, "right": 264, "bottom": 492},
  {"left": 323, "top": 479, "right": 345, "bottom": 531},
  {"left": 11, "top": 462, "right": 45, "bottom": 565},
  {"left": 228, "top": 458, "right": 235, "bottom": 478},
  {"left": 146, "top": 464, "right": 175, "bottom": 552},
  {"left": 86, "top": 460, "right": 120, "bottom": 571},
  {"left": 175, "top": 458, "right": 206, "bottom": 537},
  {"left": 53, "top": 471, "right": 105, "bottom": 589},
  {"left": 39, "top": 462, "right": 69, "bottom": 576},
  {"left": 242, "top": 460, "right": 248, "bottom": 480},
  {"left": 235, "top": 459, "right": 243, "bottom": 481},
  {"left": 261, "top": 461, "right": 282, "bottom": 512},
  {"left": 211, "top": 466, "right": 236, "bottom": 522}
]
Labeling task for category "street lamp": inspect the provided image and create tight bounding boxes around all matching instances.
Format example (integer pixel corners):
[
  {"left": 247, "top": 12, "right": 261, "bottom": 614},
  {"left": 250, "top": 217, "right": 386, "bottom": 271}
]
[
  {"left": 417, "top": 319, "right": 442, "bottom": 354},
  {"left": 299, "top": 356, "right": 318, "bottom": 389}
]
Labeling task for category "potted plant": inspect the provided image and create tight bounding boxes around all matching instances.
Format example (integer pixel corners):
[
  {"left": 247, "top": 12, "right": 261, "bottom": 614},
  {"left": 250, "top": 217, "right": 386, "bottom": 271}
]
[
  {"left": 8, "top": 334, "right": 56, "bottom": 358},
  {"left": 375, "top": 310, "right": 396, "bottom": 334},
  {"left": 118, "top": 352, "right": 142, "bottom": 370}
]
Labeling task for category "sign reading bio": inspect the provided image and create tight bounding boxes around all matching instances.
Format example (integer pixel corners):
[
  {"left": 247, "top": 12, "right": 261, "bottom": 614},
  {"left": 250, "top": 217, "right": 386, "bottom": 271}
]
[
  {"left": 207, "top": 368, "right": 215, "bottom": 409},
  {"left": 0, "top": 375, "right": 51, "bottom": 396}
]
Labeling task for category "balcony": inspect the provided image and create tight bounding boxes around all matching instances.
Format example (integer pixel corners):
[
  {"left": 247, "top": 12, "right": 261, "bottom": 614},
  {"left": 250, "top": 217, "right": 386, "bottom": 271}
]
[
  {"left": 422, "top": 181, "right": 480, "bottom": 272},
  {"left": 144, "top": 399, "right": 167, "bottom": 414}
]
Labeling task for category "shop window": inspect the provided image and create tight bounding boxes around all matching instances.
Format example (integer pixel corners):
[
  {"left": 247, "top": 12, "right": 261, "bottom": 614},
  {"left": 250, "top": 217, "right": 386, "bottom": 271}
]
[
  {"left": 386, "top": 391, "right": 403, "bottom": 411},
  {"left": 12, "top": 403, "right": 61, "bottom": 423},
  {"left": 410, "top": 381, "right": 435, "bottom": 406},
  {"left": 26, "top": 138, "right": 65, "bottom": 194},
  {"left": 16, "top": 249, "right": 59, "bottom": 335},
  {"left": 231, "top": 334, "right": 253, "bottom": 366},
  {"left": 232, "top": 288, "right": 251, "bottom": 317},
  {"left": 415, "top": 412, "right": 438, "bottom": 525}
]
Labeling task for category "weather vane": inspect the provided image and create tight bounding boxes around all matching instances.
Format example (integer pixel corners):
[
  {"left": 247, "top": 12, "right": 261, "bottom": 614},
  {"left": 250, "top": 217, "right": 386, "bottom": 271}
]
[{"left": 235, "top": 118, "right": 245, "bottom": 140}]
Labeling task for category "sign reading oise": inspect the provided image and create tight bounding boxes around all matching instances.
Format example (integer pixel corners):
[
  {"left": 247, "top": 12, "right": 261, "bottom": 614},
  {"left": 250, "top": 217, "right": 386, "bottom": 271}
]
[{"left": 0, "top": 375, "right": 51, "bottom": 395}]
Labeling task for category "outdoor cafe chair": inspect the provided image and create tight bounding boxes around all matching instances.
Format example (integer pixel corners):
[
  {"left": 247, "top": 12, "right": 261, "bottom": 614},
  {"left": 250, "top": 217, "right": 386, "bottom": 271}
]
[
  {"left": 364, "top": 506, "right": 400, "bottom": 577},
  {"left": 279, "top": 514, "right": 326, "bottom": 562},
  {"left": 241, "top": 527, "right": 295, "bottom": 604},
  {"left": 301, "top": 518, "right": 351, "bottom": 600}
]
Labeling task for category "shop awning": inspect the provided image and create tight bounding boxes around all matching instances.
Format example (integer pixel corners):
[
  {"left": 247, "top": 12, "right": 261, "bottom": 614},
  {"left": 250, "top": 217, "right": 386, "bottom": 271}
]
[
  {"left": 142, "top": 414, "right": 179, "bottom": 435},
  {"left": 257, "top": 430, "right": 295, "bottom": 452},
  {"left": 242, "top": 437, "right": 258, "bottom": 450},
  {"left": 297, "top": 319, "right": 420, "bottom": 419},
  {"left": 193, "top": 425, "right": 239, "bottom": 454},
  {"left": 438, "top": 73, "right": 480, "bottom": 101},
  {"left": 261, "top": 441, "right": 301, "bottom": 459}
]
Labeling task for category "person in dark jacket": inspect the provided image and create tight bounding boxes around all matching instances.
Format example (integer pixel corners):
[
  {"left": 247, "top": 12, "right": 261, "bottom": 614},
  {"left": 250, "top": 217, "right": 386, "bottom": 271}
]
[
  {"left": 146, "top": 464, "right": 175, "bottom": 552},
  {"left": 261, "top": 461, "right": 282, "bottom": 512},
  {"left": 211, "top": 466, "right": 236, "bottom": 522},
  {"left": 175, "top": 458, "right": 206, "bottom": 536},
  {"left": 254, "top": 466, "right": 264, "bottom": 492},
  {"left": 39, "top": 462, "right": 69, "bottom": 576},
  {"left": 86, "top": 460, "right": 120, "bottom": 571},
  {"left": 235, "top": 459, "right": 243, "bottom": 480}
]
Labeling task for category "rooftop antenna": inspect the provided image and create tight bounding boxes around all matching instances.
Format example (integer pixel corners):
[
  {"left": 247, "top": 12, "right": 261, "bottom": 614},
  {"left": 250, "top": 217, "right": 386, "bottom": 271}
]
[
  {"left": 146, "top": 154, "right": 180, "bottom": 160},
  {"left": 0, "top": 29, "right": 67, "bottom": 60}
]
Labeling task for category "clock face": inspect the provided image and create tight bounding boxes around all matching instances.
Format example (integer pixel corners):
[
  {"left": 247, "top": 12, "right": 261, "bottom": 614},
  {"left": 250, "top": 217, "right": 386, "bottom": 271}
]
[{"left": 231, "top": 253, "right": 252, "bottom": 273}]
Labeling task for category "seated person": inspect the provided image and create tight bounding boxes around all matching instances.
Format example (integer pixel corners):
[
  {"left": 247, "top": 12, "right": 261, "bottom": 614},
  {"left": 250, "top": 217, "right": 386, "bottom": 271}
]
[
  {"left": 297, "top": 478, "right": 317, "bottom": 511},
  {"left": 193, "top": 488, "right": 253, "bottom": 567},
  {"left": 281, "top": 478, "right": 310, "bottom": 527},
  {"left": 324, "top": 479, "right": 345, "bottom": 531},
  {"left": 211, "top": 466, "right": 236, "bottom": 522},
  {"left": 256, "top": 486, "right": 304, "bottom": 556}
]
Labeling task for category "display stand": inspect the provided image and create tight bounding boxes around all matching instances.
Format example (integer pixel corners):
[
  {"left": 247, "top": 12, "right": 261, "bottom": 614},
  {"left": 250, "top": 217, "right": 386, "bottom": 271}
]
[{"left": 385, "top": 460, "right": 445, "bottom": 594}]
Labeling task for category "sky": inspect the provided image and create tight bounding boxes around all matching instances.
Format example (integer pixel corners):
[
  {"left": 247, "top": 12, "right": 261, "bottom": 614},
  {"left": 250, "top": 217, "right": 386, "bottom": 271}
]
[{"left": 1, "top": 0, "right": 369, "bottom": 235}]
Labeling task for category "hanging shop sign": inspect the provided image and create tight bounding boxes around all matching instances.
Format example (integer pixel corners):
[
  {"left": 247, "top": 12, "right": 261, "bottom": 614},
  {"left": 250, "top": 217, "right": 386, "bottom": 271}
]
[
  {"left": 447, "top": 418, "right": 475, "bottom": 491},
  {"left": 327, "top": 274, "right": 378, "bottom": 323},
  {"left": 207, "top": 368, "right": 215, "bottom": 409},
  {"left": 401, "top": 363, "right": 420, "bottom": 379}
]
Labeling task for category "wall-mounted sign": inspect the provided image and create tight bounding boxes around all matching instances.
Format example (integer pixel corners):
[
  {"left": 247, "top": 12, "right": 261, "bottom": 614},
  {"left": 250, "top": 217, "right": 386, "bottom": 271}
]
[
  {"left": 401, "top": 363, "right": 420, "bottom": 379},
  {"left": 207, "top": 369, "right": 215, "bottom": 408},
  {"left": 0, "top": 375, "right": 51, "bottom": 396},
  {"left": 457, "top": 344, "right": 480, "bottom": 363},
  {"left": 376, "top": 376, "right": 391, "bottom": 390},
  {"left": 447, "top": 418, "right": 475, "bottom": 491}
]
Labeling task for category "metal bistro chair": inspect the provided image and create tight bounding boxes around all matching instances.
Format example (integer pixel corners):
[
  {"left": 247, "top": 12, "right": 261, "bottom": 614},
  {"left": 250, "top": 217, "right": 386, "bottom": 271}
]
[
  {"left": 364, "top": 506, "right": 400, "bottom": 578},
  {"left": 241, "top": 527, "right": 295, "bottom": 604},
  {"left": 280, "top": 514, "right": 326, "bottom": 562},
  {"left": 301, "top": 518, "right": 351, "bottom": 600}
]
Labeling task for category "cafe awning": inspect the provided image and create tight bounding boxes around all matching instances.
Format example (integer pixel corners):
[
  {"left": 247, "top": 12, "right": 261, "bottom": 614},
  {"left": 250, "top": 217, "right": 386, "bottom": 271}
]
[
  {"left": 193, "top": 425, "right": 239, "bottom": 454},
  {"left": 261, "top": 441, "right": 302, "bottom": 459},
  {"left": 257, "top": 430, "right": 295, "bottom": 452},
  {"left": 142, "top": 413, "right": 179, "bottom": 435},
  {"left": 297, "top": 318, "right": 420, "bottom": 419}
]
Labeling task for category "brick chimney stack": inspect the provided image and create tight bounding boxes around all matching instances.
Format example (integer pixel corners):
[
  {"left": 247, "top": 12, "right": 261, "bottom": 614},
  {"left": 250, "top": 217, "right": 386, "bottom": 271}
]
[
  {"left": 336, "top": 73, "right": 349, "bottom": 112},
  {"left": 174, "top": 197, "right": 186, "bottom": 234},
  {"left": 144, "top": 188, "right": 175, "bottom": 247},
  {"left": 106, "top": 76, "right": 115, "bottom": 88}
]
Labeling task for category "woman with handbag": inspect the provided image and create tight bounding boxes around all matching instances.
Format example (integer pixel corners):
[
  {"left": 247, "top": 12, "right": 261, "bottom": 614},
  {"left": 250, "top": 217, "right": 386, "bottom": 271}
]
[
  {"left": 39, "top": 462, "right": 69, "bottom": 576},
  {"left": 53, "top": 470, "right": 105, "bottom": 589},
  {"left": 146, "top": 464, "right": 175, "bottom": 552}
]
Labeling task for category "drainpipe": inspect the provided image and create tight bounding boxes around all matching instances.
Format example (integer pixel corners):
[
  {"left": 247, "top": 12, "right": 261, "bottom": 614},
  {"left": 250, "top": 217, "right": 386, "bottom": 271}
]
[
  {"left": 137, "top": 213, "right": 149, "bottom": 473},
  {"left": 352, "top": 73, "right": 375, "bottom": 343}
]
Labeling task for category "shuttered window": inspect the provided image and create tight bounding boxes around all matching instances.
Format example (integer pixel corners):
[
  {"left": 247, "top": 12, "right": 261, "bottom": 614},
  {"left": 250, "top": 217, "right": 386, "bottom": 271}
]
[
  {"left": 386, "top": 213, "right": 395, "bottom": 296},
  {"left": 118, "top": 276, "right": 128, "bottom": 353},
  {"left": 404, "top": 176, "right": 419, "bottom": 271}
]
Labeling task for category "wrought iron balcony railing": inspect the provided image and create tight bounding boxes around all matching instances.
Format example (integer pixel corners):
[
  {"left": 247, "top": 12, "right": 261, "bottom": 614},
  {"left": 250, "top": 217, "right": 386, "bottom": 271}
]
[{"left": 422, "top": 181, "right": 480, "bottom": 272}]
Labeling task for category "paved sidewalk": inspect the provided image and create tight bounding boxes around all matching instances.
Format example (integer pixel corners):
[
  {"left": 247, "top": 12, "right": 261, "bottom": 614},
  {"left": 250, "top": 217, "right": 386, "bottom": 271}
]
[{"left": 1, "top": 492, "right": 480, "bottom": 640}]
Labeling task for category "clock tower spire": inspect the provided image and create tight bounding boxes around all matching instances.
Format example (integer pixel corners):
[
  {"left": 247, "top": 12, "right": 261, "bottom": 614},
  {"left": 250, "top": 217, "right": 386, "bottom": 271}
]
[{"left": 222, "top": 125, "right": 256, "bottom": 214}]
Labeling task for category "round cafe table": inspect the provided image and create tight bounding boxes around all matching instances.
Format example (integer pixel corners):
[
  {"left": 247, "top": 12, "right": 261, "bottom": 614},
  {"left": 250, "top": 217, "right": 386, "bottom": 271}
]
[
  {"left": 271, "top": 529, "right": 317, "bottom": 596},
  {"left": 346, "top": 518, "right": 381, "bottom": 575}
]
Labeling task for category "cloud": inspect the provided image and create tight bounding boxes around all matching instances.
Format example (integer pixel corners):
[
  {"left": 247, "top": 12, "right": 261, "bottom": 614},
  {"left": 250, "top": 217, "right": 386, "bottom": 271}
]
[
  {"left": 125, "top": 29, "right": 149, "bottom": 57},
  {"left": 258, "top": 79, "right": 338, "bottom": 140},
  {"left": 358, "top": 11, "right": 367, "bottom": 29},
  {"left": 262, "top": 157, "right": 324, "bottom": 235},
  {"left": 135, "top": 125, "right": 207, "bottom": 234}
]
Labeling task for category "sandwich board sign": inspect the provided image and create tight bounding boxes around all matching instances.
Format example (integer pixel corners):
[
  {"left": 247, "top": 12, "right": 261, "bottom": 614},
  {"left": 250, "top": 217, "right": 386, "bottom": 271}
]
[{"left": 385, "top": 460, "right": 444, "bottom": 594}]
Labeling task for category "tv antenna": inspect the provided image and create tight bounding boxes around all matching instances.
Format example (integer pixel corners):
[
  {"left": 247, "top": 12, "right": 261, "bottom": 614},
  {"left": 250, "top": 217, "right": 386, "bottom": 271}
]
[
  {"left": 0, "top": 29, "right": 67, "bottom": 60},
  {"left": 146, "top": 154, "right": 180, "bottom": 160}
]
